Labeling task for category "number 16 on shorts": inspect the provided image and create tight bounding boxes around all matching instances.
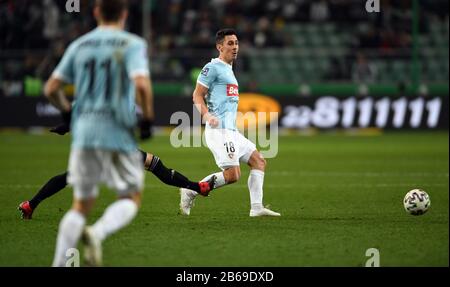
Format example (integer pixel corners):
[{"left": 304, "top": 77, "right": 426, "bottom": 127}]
[{"left": 224, "top": 142, "right": 235, "bottom": 159}]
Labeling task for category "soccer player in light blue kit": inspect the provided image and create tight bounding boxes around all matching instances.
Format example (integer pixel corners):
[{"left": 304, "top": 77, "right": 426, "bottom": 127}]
[
  {"left": 180, "top": 29, "right": 281, "bottom": 217},
  {"left": 45, "top": 0, "right": 153, "bottom": 266}
]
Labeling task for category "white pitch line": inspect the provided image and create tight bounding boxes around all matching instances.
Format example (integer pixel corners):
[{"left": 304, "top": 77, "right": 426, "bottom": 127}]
[
  {"left": 186, "top": 183, "right": 448, "bottom": 189},
  {"left": 0, "top": 184, "right": 42, "bottom": 189},
  {"left": 0, "top": 182, "right": 447, "bottom": 190},
  {"left": 269, "top": 171, "right": 449, "bottom": 177}
]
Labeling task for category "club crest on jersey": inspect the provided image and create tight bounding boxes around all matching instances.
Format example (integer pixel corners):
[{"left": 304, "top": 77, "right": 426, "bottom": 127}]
[
  {"left": 201, "top": 68, "right": 209, "bottom": 76},
  {"left": 228, "top": 153, "right": 234, "bottom": 159},
  {"left": 227, "top": 84, "right": 239, "bottom": 97}
]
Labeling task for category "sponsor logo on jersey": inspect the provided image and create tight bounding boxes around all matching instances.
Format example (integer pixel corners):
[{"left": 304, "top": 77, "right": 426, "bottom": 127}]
[
  {"left": 201, "top": 67, "right": 209, "bottom": 76},
  {"left": 227, "top": 84, "right": 239, "bottom": 97},
  {"left": 228, "top": 153, "right": 234, "bottom": 159}
]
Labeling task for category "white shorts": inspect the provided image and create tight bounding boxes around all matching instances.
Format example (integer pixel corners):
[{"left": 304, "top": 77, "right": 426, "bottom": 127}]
[
  {"left": 204, "top": 128, "right": 257, "bottom": 169},
  {"left": 67, "top": 149, "right": 144, "bottom": 200}
]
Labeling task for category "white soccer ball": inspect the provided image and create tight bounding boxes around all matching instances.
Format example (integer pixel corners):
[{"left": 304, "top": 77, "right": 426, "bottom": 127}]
[{"left": 403, "top": 189, "right": 431, "bottom": 215}]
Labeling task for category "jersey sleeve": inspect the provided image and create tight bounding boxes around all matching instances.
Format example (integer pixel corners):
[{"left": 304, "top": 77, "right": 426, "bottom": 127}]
[
  {"left": 125, "top": 39, "right": 150, "bottom": 79},
  {"left": 197, "top": 64, "right": 217, "bottom": 89},
  {"left": 52, "top": 43, "right": 76, "bottom": 83}
]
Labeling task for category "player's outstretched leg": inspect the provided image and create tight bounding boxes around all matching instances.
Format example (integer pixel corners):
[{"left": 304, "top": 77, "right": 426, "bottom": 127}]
[
  {"left": 246, "top": 151, "right": 280, "bottom": 217},
  {"left": 139, "top": 150, "right": 215, "bottom": 195},
  {"left": 18, "top": 172, "right": 68, "bottom": 219},
  {"left": 19, "top": 151, "right": 215, "bottom": 220}
]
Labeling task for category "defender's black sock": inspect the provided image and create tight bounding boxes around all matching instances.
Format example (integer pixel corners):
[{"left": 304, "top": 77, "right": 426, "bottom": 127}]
[
  {"left": 148, "top": 156, "right": 201, "bottom": 193},
  {"left": 29, "top": 172, "right": 68, "bottom": 209}
]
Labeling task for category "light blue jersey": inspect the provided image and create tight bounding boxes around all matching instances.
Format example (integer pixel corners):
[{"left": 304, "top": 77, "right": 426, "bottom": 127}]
[
  {"left": 53, "top": 27, "right": 149, "bottom": 152},
  {"left": 197, "top": 58, "right": 239, "bottom": 130}
]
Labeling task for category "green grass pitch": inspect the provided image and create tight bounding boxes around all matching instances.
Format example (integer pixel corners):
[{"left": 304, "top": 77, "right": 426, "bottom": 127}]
[{"left": 0, "top": 131, "right": 448, "bottom": 266}]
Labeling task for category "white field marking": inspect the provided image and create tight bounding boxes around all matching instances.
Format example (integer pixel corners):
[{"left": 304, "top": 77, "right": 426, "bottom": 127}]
[
  {"left": 1, "top": 182, "right": 447, "bottom": 190},
  {"left": 269, "top": 171, "right": 449, "bottom": 177},
  {"left": 0, "top": 184, "right": 42, "bottom": 189},
  {"left": 169, "top": 183, "right": 448, "bottom": 189}
]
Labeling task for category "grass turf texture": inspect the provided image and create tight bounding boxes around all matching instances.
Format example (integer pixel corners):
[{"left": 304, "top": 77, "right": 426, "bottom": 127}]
[{"left": 0, "top": 131, "right": 448, "bottom": 266}]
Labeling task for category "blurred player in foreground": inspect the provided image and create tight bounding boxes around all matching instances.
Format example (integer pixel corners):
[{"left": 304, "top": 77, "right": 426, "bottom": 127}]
[
  {"left": 46, "top": 0, "right": 154, "bottom": 266},
  {"left": 179, "top": 29, "right": 280, "bottom": 217}
]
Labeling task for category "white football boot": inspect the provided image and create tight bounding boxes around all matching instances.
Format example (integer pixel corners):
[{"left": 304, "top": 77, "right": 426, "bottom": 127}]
[
  {"left": 179, "top": 188, "right": 196, "bottom": 216},
  {"left": 82, "top": 226, "right": 103, "bottom": 267},
  {"left": 249, "top": 206, "right": 281, "bottom": 217}
]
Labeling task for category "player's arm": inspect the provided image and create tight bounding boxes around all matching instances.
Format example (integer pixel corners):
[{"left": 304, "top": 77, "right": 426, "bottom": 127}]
[
  {"left": 45, "top": 43, "right": 76, "bottom": 135},
  {"left": 133, "top": 75, "right": 154, "bottom": 139},
  {"left": 45, "top": 42, "right": 74, "bottom": 112},
  {"left": 44, "top": 77, "right": 72, "bottom": 135},
  {"left": 44, "top": 77, "right": 71, "bottom": 113},
  {"left": 126, "top": 39, "right": 154, "bottom": 139},
  {"left": 192, "top": 68, "right": 219, "bottom": 127},
  {"left": 192, "top": 83, "right": 208, "bottom": 116},
  {"left": 134, "top": 75, "right": 154, "bottom": 121}
]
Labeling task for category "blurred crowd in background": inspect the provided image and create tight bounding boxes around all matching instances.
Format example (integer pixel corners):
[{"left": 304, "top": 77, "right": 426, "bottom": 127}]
[{"left": 0, "top": 0, "right": 448, "bottom": 97}]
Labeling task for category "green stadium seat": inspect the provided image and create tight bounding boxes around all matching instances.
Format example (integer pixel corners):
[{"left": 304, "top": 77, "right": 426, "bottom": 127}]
[
  {"left": 316, "top": 58, "right": 330, "bottom": 75},
  {"left": 378, "top": 68, "right": 392, "bottom": 83},
  {"left": 284, "top": 58, "right": 300, "bottom": 72},
  {"left": 250, "top": 20, "right": 448, "bottom": 85},
  {"left": 322, "top": 23, "right": 336, "bottom": 35},
  {"left": 328, "top": 35, "right": 343, "bottom": 47},
  {"left": 285, "top": 24, "right": 302, "bottom": 35},
  {"left": 339, "top": 33, "right": 353, "bottom": 45},
  {"left": 255, "top": 72, "right": 276, "bottom": 84},
  {"left": 418, "top": 36, "right": 431, "bottom": 47},
  {"left": 420, "top": 47, "right": 435, "bottom": 58},
  {"left": 293, "top": 35, "right": 306, "bottom": 47},
  {"left": 249, "top": 56, "right": 265, "bottom": 73},
  {"left": 429, "top": 21, "right": 444, "bottom": 35},
  {"left": 298, "top": 59, "right": 319, "bottom": 82},
  {"left": 424, "top": 60, "right": 442, "bottom": 81},
  {"left": 266, "top": 58, "right": 282, "bottom": 71},
  {"left": 304, "top": 24, "right": 320, "bottom": 35},
  {"left": 431, "top": 33, "right": 446, "bottom": 47}
]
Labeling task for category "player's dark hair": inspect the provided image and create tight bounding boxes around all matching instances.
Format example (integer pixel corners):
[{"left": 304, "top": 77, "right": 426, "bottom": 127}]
[
  {"left": 96, "top": 0, "right": 128, "bottom": 22},
  {"left": 216, "top": 29, "right": 237, "bottom": 44}
]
